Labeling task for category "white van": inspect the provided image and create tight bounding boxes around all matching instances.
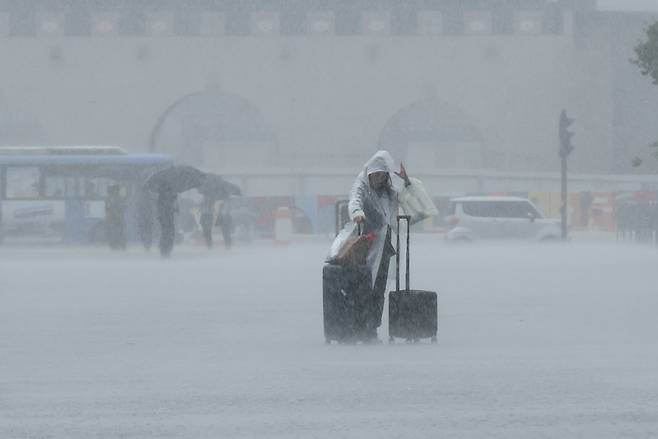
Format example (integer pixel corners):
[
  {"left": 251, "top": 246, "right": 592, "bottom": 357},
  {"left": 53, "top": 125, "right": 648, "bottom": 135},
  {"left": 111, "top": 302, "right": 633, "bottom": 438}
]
[{"left": 445, "top": 196, "right": 561, "bottom": 242}]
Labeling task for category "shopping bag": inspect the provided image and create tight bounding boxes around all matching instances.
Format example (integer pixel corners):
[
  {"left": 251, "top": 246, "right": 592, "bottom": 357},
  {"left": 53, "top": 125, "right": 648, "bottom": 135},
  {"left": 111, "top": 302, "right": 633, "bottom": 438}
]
[
  {"left": 334, "top": 231, "right": 375, "bottom": 266},
  {"left": 398, "top": 177, "right": 439, "bottom": 223},
  {"left": 327, "top": 223, "right": 375, "bottom": 266}
]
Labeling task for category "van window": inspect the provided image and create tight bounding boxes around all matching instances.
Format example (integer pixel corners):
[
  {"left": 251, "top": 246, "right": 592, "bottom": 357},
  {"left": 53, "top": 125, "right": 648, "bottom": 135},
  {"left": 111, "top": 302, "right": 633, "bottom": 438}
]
[
  {"left": 500, "top": 201, "right": 540, "bottom": 219},
  {"left": 462, "top": 201, "right": 498, "bottom": 217},
  {"left": 462, "top": 200, "right": 540, "bottom": 218}
]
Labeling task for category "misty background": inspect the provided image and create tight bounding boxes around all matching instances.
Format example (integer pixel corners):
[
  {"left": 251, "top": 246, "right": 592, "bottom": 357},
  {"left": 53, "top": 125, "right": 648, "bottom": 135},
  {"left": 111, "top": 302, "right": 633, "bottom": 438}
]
[{"left": 1, "top": 0, "right": 658, "bottom": 197}]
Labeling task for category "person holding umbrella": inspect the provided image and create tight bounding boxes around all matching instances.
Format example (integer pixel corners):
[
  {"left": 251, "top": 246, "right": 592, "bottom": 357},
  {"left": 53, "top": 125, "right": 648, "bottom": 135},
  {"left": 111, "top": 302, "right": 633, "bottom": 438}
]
[
  {"left": 144, "top": 165, "right": 206, "bottom": 257},
  {"left": 198, "top": 174, "right": 241, "bottom": 249}
]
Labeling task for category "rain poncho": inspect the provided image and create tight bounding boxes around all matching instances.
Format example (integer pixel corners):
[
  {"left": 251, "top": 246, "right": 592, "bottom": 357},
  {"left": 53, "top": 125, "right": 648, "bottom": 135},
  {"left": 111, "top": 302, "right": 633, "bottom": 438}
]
[
  {"left": 346, "top": 151, "right": 399, "bottom": 285},
  {"left": 329, "top": 150, "right": 439, "bottom": 286}
]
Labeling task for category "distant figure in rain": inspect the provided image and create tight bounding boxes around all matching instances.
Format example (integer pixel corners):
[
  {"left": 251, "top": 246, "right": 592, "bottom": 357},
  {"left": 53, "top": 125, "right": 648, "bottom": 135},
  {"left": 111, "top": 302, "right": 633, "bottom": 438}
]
[
  {"left": 157, "top": 189, "right": 178, "bottom": 257},
  {"left": 217, "top": 200, "right": 233, "bottom": 249},
  {"left": 105, "top": 184, "right": 127, "bottom": 250},
  {"left": 200, "top": 196, "right": 215, "bottom": 248},
  {"left": 136, "top": 189, "right": 156, "bottom": 251}
]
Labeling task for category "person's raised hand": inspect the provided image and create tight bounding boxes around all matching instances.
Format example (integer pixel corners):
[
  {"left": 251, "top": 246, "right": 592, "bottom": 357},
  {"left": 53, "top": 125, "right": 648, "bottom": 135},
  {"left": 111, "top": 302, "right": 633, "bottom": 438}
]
[{"left": 394, "top": 162, "right": 411, "bottom": 186}]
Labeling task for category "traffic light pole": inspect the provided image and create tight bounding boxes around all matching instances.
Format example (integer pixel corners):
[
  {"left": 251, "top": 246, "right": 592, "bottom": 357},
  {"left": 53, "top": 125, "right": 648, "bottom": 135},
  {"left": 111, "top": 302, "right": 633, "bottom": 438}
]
[
  {"left": 560, "top": 155, "right": 568, "bottom": 240},
  {"left": 558, "top": 109, "right": 574, "bottom": 241}
]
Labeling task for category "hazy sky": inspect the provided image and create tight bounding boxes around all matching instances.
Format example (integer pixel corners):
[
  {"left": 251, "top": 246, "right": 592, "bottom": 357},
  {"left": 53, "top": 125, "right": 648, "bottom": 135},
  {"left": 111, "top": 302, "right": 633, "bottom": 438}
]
[{"left": 598, "top": 0, "right": 658, "bottom": 11}]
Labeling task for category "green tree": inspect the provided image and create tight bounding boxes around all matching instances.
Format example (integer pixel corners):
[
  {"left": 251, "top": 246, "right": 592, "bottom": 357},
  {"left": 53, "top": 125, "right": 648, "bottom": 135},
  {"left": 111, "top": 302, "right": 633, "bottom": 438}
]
[
  {"left": 630, "top": 24, "right": 658, "bottom": 167},
  {"left": 633, "top": 21, "right": 658, "bottom": 85}
]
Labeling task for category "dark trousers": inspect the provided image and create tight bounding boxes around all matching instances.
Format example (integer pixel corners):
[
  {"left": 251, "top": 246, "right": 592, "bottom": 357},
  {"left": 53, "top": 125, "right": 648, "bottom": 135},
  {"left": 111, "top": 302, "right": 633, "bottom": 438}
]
[
  {"left": 138, "top": 221, "right": 153, "bottom": 251},
  {"left": 107, "top": 216, "right": 127, "bottom": 250},
  {"left": 159, "top": 213, "right": 175, "bottom": 257},
  {"left": 218, "top": 215, "right": 233, "bottom": 249},
  {"left": 361, "top": 228, "right": 395, "bottom": 333},
  {"left": 220, "top": 224, "right": 232, "bottom": 248},
  {"left": 200, "top": 212, "right": 213, "bottom": 248},
  {"left": 366, "top": 249, "right": 392, "bottom": 331}
]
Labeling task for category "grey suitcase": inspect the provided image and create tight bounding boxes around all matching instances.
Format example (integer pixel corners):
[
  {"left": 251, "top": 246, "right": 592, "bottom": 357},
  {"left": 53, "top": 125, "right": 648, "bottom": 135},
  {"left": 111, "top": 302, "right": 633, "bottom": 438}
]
[{"left": 388, "top": 215, "right": 438, "bottom": 343}]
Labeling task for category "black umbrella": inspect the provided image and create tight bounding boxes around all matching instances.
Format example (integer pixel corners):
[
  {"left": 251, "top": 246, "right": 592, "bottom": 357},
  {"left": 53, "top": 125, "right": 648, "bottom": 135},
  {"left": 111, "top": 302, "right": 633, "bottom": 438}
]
[
  {"left": 198, "top": 173, "right": 242, "bottom": 200},
  {"left": 144, "top": 165, "right": 206, "bottom": 193}
]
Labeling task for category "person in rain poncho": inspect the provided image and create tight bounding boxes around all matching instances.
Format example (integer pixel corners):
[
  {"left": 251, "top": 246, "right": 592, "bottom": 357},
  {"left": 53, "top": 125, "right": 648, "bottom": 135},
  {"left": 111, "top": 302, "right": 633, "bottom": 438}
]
[{"left": 347, "top": 150, "right": 412, "bottom": 341}]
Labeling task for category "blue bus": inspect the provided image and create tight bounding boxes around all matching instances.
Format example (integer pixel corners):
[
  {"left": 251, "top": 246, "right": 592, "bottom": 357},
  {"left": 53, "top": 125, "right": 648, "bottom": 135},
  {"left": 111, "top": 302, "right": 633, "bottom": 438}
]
[{"left": 0, "top": 147, "right": 172, "bottom": 244}]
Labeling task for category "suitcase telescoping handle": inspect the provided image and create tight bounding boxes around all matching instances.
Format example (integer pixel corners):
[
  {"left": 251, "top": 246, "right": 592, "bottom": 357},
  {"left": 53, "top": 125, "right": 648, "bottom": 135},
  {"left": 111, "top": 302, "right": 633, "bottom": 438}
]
[
  {"left": 395, "top": 215, "right": 411, "bottom": 292},
  {"left": 335, "top": 199, "right": 349, "bottom": 236}
]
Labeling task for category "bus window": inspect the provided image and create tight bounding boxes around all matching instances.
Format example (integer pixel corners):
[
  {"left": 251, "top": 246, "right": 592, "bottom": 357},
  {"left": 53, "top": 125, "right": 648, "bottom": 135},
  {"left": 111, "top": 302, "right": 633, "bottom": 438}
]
[
  {"left": 43, "top": 175, "right": 121, "bottom": 200},
  {"left": 6, "top": 167, "right": 40, "bottom": 199},
  {"left": 83, "top": 176, "right": 119, "bottom": 199},
  {"left": 44, "top": 175, "right": 83, "bottom": 199}
]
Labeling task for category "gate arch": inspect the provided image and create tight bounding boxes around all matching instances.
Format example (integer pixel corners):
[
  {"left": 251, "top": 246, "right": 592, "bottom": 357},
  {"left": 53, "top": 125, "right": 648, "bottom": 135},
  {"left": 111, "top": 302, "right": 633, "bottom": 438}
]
[{"left": 149, "top": 90, "right": 277, "bottom": 169}]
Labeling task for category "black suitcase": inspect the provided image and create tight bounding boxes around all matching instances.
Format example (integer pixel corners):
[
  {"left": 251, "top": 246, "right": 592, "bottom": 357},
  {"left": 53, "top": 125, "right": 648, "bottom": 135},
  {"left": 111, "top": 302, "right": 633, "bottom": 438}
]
[
  {"left": 323, "top": 200, "right": 372, "bottom": 344},
  {"left": 388, "top": 215, "right": 438, "bottom": 343},
  {"left": 322, "top": 262, "right": 371, "bottom": 343}
]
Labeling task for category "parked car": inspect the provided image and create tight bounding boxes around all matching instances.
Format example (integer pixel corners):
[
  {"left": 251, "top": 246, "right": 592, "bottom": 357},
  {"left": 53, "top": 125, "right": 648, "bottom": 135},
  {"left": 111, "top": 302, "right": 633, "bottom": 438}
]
[{"left": 445, "top": 196, "right": 560, "bottom": 242}]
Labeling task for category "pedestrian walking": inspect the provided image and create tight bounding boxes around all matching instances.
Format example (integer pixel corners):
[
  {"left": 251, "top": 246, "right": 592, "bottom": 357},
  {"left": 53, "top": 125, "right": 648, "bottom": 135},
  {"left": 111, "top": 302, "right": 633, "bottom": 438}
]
[{"left": 105, "top": 184, "right": 127, "bottom": 250}]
